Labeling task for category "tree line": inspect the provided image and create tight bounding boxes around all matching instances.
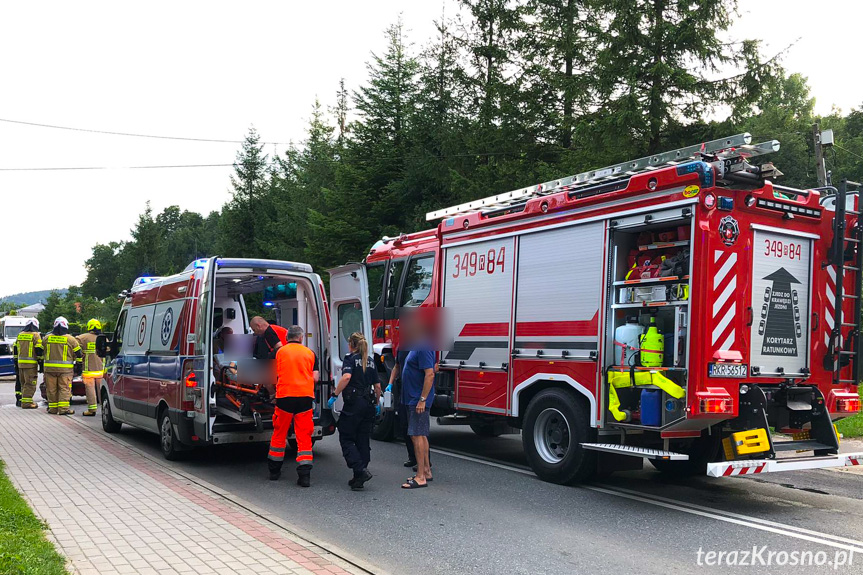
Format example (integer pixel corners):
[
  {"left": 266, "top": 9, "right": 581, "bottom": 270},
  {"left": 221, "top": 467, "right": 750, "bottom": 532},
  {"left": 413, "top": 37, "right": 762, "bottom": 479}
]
[{"left": 37, "top": 0, "right": 863, "bottom": 327}]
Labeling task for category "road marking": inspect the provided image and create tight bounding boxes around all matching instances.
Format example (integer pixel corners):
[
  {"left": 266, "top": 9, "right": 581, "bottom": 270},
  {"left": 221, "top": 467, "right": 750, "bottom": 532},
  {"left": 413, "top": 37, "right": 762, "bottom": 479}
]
[{"left": 431, "top": 446, "right": 863, "bottom": 554}]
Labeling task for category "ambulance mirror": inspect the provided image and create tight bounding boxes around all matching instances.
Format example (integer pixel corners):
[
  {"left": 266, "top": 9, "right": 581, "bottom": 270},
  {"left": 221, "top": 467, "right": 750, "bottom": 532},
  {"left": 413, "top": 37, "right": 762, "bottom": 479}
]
[{"left": 95, "top": 334, "right": 108, "bottom": 358}]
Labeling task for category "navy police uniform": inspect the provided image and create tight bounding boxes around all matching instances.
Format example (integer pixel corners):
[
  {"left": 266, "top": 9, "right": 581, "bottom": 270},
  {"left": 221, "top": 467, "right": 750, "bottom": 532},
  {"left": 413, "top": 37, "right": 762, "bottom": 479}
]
[{"left": 337, "top": 352, "right": 378, "bottom": 478}]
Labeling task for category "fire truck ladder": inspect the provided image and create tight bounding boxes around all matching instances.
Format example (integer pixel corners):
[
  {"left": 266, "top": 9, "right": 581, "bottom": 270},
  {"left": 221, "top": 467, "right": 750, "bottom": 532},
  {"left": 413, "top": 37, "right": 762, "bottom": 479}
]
[
  {"left": 426, "top": 133, "right": 781, "bottom": 221},
  {"left": 826, "top": 179, "right": 863, "bottom": 386}
]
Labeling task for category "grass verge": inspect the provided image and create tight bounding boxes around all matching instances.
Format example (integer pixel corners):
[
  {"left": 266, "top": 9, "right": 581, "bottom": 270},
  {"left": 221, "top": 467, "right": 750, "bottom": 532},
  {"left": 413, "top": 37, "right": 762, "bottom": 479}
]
[
  {"left": 837, "top": 413, "right": 863, "bottom": 438},
  {"left": 0, "top": 459, "right": 67, "bottom": 575}
]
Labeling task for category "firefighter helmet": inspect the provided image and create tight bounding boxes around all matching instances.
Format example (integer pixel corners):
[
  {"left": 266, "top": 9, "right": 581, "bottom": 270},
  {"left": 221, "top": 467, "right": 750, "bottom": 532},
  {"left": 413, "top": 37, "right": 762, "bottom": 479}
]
[
  {"left": 87, "top": 319, "right": 102, "bottom": 331},
  {"left": 53, "top": 317, "right": 69, "bottom": 329},
  {"left": 25, "top": 318, "right": 39, "bottom": 329}
]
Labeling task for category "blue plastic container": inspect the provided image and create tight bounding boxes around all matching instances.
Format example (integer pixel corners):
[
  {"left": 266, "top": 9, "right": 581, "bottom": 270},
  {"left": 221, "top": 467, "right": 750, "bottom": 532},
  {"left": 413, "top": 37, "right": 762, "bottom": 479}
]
[{"left": 641, "top": 389, "right": 662, "bottom": 426}]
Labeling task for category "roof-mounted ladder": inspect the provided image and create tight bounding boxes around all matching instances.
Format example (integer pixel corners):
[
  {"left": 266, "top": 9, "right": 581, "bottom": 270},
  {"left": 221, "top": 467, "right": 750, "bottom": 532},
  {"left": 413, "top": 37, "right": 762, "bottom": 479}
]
[{"left": 426, "top": 133, "right": 781, "bottom": 221}]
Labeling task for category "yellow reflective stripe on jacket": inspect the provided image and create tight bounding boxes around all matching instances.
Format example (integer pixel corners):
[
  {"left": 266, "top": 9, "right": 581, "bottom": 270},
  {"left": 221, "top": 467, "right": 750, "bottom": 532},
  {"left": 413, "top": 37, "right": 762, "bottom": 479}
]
[
  {"left": 17, "top": 359, "right": 38, "bottom": 365},
  {"left": 82, "top": 370, "right": 105, "bottom": 377},
  {"left": 44, "top": 362, "right": 75, "bottom": 368}
]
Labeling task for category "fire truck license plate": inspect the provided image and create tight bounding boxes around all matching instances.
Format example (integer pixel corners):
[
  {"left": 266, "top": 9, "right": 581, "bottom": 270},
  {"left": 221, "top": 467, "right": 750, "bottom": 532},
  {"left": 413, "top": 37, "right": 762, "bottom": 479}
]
[{"left": 708, "top": 363, "right": 748, "bottom": 378}]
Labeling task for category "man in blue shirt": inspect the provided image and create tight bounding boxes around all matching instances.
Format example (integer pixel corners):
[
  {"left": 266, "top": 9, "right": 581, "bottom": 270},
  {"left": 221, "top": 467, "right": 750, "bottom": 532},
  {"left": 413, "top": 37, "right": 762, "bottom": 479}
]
[{"left": 400, "top": 346, "right": 435, "bottom": 489}]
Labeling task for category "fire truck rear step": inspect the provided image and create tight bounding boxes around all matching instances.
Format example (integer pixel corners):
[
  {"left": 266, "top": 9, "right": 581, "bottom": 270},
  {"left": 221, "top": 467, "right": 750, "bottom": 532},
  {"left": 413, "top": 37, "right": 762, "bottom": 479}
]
[
  {"left": 706, "top": 453, "right": 863, "bottom": 477},
  {"left": 580, "top": 443, "right": 689, "bottom": 460}
]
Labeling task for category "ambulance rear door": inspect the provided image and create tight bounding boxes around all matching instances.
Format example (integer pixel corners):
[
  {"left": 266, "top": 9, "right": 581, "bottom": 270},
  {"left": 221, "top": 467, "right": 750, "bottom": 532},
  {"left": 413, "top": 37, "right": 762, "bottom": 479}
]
[
  {"left": 191, "top": 256, "right": 218, "bottom": 440},
  {"left": 327, "top": 264, "right": 374, "bottom": 383}
]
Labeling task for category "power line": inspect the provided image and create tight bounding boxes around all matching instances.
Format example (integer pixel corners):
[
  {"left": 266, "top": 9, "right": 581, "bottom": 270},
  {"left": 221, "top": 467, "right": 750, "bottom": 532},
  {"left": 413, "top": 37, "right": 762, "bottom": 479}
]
[
  {"left": 0, "top": 117, "right": 292, "bottom": 145},
  {"left": 0, "top": 163, "right": 253, "bottom": 172},
  {"left": 835, "top": 142, "right": 863, "bottom": 163}
]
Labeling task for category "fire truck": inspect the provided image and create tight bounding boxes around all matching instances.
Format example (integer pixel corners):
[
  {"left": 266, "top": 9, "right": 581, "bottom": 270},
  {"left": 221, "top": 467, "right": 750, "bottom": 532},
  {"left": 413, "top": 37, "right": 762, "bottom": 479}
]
[{"left": 366, "top": 133, "right": 863, "bottom": 483}]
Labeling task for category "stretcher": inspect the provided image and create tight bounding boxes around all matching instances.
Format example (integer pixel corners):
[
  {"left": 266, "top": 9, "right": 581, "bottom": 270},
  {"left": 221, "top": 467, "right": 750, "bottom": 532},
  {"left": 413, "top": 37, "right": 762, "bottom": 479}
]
[{"left": 213, "top": 356, "right": 275, "bottom": 425}]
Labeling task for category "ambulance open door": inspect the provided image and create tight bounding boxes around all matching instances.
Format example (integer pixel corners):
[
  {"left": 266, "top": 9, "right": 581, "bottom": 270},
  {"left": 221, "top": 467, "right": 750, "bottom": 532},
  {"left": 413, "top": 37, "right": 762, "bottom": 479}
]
[{"left": 327, "top": 264, "right": 374, "bottom": 396}]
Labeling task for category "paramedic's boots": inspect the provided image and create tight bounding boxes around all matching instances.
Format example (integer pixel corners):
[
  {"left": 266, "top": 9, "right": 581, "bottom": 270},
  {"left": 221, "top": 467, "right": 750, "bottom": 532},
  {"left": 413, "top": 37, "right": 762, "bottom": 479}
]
[
  {"left": 269, "top": 471, "right": 281, "bottom": 481},
  {"left": 297, "top": 466, "right": 311, "bottom": 488},
  {"left": 349, "top": 469, "right": 373, "bottom": 491}
]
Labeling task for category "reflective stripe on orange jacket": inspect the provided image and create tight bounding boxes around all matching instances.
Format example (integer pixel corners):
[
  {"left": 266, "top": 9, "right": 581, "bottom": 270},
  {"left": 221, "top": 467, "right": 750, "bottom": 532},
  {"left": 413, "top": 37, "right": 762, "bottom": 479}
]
[{"left": 275, "top": 342, "right": 316, "bottom": 398}]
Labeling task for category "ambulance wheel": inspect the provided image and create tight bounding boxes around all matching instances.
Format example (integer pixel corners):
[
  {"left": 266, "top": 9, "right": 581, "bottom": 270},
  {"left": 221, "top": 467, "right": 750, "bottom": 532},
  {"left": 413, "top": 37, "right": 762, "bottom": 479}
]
[
  {"left": 101, "top": 394, "right": 121, "bottom": 433},
  {"left": 159, "top": 411, "right": 182, "bottom": 461},
  {"left": 522, "top": 388, "right": 596, "bottom": 484},
  {"left": 650, "top": 430, "right": 721, "bottom": 477},
  {"left": 470, "top": 422, "right": 503, "bottom": 437}
]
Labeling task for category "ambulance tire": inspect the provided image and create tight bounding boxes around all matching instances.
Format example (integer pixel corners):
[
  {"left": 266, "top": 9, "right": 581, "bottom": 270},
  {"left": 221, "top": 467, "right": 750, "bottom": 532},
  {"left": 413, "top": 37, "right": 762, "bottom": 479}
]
[
  {"left": 523, "top": 388, "right": 596, "bottom": 484},
  {"left": 159, "top": 411, "right": 183, "bottom": 461},
  {"left": 649, "top": 430, "right": 721, "bottom": 477},
  {"left": 101, "top": 393, "right": 121, "bottom": 433}
]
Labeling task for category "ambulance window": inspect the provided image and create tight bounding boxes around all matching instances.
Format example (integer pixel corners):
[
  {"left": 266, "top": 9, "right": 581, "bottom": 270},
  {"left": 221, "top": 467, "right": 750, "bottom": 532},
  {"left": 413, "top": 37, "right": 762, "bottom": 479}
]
[
  {"left": 114, "top": 310, "right": 127, "bottom": 353},
  {"left": 386, "top": 260, "right": 405, "bottom": 308},
  {"left": 337, "top": 303, "right": 365, "bottom": 358},
  {"left": 367, "top": 263, "right": 385, "bottom": 309},
  {"left": 401, "top": 256, "right": 434, "bottom": 307},
  {"left": 213, "top": 308, "right": 224, "bottom": 330}
]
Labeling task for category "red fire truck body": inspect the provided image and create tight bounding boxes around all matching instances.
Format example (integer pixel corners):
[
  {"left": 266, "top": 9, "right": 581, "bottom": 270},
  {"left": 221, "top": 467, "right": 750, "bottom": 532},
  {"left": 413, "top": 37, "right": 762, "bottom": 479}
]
[{"left": 367, "top": 134, "right": 863, "bottom": 483}]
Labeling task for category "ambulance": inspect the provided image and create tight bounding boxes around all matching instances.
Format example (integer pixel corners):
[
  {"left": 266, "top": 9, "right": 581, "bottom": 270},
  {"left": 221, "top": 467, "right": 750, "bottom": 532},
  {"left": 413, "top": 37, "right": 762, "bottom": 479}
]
[{"left": 96, "top": 257, "right": 371, "bottom": 460}]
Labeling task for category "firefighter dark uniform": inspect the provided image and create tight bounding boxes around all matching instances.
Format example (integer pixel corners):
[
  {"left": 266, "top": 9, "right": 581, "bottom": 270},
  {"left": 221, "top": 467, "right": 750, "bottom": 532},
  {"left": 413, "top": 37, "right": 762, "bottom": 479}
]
[
  {"left": 44, "top": 318, "right": 82, "bottom": 415},
  {"left": 268, "top": 340, "right": 317, "bottom": 486},
  {"left": 13, "top": 323, "right": 42, "bottom": 409},
  {"left": 77, "top": 319, "right": 105, "bottom": 416},
  {"left": 336, "top": 352, "right": 377, "bottom": 488}
]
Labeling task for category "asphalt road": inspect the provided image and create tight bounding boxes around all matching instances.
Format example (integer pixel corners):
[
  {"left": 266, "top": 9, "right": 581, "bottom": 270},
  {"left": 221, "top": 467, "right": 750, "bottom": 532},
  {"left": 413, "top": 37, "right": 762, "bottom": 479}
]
[{"left": 4, "top": 380, "right": 863, "bottom": 574}]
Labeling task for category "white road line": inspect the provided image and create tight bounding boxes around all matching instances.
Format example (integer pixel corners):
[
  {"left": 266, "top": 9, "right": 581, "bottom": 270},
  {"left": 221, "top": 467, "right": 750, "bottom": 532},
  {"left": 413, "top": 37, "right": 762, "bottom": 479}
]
[{"left": 431, "top": 447, "right": 863, "bottom": 554}]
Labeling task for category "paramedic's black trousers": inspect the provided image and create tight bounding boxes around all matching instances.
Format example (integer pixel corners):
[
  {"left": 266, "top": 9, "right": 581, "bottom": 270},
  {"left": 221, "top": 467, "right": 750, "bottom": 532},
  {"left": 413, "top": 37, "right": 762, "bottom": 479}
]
[{"left": 338, "top": 398, "right": 375, "bottom": 475}]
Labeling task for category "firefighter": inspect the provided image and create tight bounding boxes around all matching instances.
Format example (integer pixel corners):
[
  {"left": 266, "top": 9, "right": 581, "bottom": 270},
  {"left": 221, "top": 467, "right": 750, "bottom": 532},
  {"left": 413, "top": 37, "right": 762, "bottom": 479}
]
[
  {"left": 267, "top": 325, "right": 319, "bottom": 487},
  {"left": 330, "top": 332, "right": 380, "bottom": 490},
  {"left": 12, "top": 318, "right": 42, "bottom": 409},
  {"left": 77, "top": 319, "right": 105, "bottom": 416},
  {"left": 43, "top": 317, "right": 83, "bottom": 415}
]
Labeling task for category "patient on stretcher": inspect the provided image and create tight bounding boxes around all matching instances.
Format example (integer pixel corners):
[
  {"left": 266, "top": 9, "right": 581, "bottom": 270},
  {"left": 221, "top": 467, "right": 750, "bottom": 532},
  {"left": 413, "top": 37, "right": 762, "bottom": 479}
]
[{"left": 213, "top": 332, "right": 276, "bottom": 417}]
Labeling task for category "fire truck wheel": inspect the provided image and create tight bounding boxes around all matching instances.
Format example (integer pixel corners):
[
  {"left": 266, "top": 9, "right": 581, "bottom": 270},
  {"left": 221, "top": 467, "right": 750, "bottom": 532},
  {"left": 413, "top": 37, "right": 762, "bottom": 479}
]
[
  {"left": 469, "top": 422, "right": 503, "bottom": 437},
  {"left": 372, "top": 410, "right": 397, "bottom": 441},
  {"left": 159, "top": 411, "right": 182, "bottom": 461},
  {"left": 649, "top": 430, "right": 721, "bottom": 477},
  {"left": 101, "top": 393, "right": 121, "bottom": 433},
  {"left": 522, "top": 388, "right": 596, "bottom": 484}
]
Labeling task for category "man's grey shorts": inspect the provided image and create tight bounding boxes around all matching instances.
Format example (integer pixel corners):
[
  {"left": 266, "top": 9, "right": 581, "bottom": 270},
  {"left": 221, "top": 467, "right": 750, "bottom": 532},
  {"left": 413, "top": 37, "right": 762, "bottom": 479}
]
[{"left": 408, "top": 409, "right": 430, "bottom": 437}]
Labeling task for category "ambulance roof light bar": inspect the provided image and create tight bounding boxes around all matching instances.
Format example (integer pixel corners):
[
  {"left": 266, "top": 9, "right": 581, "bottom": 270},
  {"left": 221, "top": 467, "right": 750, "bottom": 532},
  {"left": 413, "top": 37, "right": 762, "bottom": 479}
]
[{"left": 426, "top": 133, "right": 783, "bottom": 221}]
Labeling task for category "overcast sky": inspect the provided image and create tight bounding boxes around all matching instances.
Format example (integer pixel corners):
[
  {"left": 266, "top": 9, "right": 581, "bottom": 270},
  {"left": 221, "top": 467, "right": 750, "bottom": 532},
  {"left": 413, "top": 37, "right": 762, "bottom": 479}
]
[{"left": 1, "top": 0, "right": 860, "bottom": 298}]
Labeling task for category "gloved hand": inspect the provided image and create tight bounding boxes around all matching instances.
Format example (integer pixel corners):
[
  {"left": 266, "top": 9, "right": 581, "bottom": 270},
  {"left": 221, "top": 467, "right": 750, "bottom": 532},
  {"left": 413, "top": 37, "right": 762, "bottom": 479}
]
[
  {"left": 385, "top": 383, "right": 392, "bottom": 393},
  {"left": 327, "top": 395, "right": 337, "bottom": 410},
  {"left": 375, "top": 403, "right": 381, "bottom": 416}
]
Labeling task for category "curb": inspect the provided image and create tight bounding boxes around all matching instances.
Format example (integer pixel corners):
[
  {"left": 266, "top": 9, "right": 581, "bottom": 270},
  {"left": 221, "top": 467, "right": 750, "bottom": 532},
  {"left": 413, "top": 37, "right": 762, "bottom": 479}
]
[{"left": 65, "top": 415, "right": 387, "bottom": 575}]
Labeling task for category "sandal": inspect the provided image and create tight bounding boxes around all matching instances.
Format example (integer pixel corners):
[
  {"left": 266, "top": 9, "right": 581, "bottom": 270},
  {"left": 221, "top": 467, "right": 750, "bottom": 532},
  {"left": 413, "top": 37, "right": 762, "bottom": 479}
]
[
  {"left": 407, "top": 476, "right": 432, "bottom": 482},
  {"left": 401, "top": 478, "right": 428, "bottom": 489}
]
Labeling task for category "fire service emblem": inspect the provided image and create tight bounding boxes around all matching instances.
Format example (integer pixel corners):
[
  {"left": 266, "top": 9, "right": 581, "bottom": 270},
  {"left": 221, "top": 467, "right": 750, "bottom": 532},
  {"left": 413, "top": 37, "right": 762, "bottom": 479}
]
[{"left": 719, "top": 215, "right": 739, "bottom": 246}]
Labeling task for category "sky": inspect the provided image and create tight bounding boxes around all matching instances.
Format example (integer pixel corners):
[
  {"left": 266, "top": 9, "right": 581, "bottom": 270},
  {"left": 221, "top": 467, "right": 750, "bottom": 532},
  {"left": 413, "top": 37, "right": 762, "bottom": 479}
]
[{"left": 1, "top": 0, "right": 861, "bottom": 298}]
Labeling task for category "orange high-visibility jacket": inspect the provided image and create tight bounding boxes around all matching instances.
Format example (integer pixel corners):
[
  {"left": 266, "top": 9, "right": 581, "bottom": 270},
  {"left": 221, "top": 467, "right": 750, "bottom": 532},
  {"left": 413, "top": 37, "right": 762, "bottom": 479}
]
[{"left": 275, "top": 342, "right": 316, "bottom": 399}]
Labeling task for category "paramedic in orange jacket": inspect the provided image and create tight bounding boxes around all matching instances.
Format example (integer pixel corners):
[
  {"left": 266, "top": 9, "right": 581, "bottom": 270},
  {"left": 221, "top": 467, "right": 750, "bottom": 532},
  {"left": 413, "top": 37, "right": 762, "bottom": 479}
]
[{"left": 268, "top": 326, "right": 319, "bottom": 487}]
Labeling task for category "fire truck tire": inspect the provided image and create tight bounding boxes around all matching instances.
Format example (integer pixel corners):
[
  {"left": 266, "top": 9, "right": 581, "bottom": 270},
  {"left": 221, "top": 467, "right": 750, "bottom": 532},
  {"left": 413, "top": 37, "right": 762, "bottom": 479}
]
[
  {"left": 649, "top": 430, "right": 721, "bottom": 477},
  {"left": 101, "top": 393, "right": 121, "bottom": 433},
  {"left": 469, "top": 422, "right": 503, "bottom": 437},
  {"left": 159, "top": 411, "right": 183, "bottom": 461},
  {"left": 522, "top": 388, "right": 596, "bottom": 484},
  {"left": 372, "top": 410, "right": 397, "bottom": 442}
]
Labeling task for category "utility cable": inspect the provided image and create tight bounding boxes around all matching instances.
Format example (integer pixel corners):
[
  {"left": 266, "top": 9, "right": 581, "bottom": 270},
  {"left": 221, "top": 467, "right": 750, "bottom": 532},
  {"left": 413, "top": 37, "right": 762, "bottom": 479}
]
[{"left": 0, "top": 117, "right": 291, "bottom": 145}]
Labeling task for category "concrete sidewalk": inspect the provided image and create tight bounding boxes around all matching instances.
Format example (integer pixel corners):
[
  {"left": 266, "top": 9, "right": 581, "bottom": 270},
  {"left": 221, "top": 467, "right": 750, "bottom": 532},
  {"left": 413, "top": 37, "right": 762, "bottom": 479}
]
[{"left": 0, "top": 385, "right": 373, "bottom": 575}]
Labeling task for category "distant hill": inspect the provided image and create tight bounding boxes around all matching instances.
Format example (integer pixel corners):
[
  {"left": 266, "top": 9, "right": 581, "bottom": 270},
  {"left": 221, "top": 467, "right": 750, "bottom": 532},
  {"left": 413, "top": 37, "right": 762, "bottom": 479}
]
[{"left": 0, "top": 289, "right": 66, "bottom": 306}]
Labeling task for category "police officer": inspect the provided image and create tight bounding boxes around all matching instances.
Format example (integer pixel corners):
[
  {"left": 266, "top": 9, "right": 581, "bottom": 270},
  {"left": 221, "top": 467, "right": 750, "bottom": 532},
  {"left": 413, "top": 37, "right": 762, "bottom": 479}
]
[
  {"left": 13, "top": 318, "right": 42, "bottom": 409},
  {"left": 330, "top": 332, "right": 381, "bottom": 491},
  {"left": 43, "top": 317, "right": 82, "bottom": 415},
  {"left": 77, "top": 319, "right": 105, "bottom": 416},
  {"left": 267, "top": 326, "right": 319, "bottom": 487}
]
